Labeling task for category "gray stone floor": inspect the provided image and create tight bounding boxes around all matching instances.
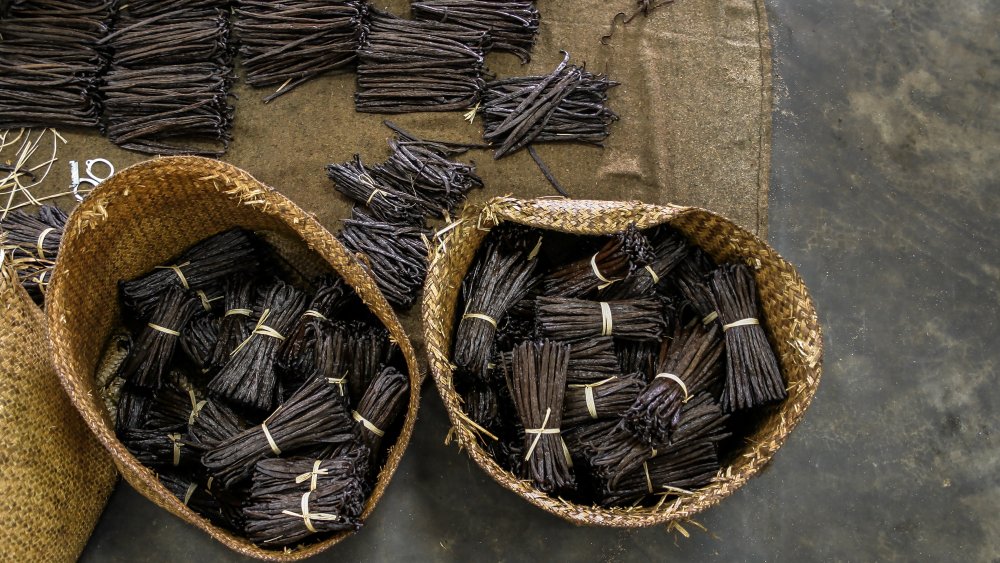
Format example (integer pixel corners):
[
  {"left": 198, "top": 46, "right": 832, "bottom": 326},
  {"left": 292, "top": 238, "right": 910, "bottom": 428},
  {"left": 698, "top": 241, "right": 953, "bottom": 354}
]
[{"left": 80, "top": 0, "right": 1000, "bottom": 561}]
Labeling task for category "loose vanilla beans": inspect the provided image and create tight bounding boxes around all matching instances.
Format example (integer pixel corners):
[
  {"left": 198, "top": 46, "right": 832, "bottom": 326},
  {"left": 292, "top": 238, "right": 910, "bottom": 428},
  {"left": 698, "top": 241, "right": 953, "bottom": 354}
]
[
  {"left": 352, "top": 366, "right": 409, "bottom": 455},
  {"left": 454, "top": 225, "right": 542, "bottom": 379},
  {"left": 563, "top": 375, "right": 644, "bottom": 426},
  {"left": 711, "top": 264, "right": 786, "bottom": 411},
  {"left": 120, "top": 228, "right": 261, "bottom": 317},
  {"left": 244, "top": 478, "right": 364, "bottom": 546},
  {"left": 337, "top": 207, "right": 430, "bottom": 309},
  {"left": 623, "top": 320, "right": 723, "bottom": 445},
  {"left": 508, "top": 340, "right": 574, "bottom": 493},
  {"left": 209, "top": 280, "right": 307, "bottom": 412},
  {"left": 566, "top": 337, "right": 621, "bottom": 383},
  {"left": 204, "top": 378, "right": 358, "bottom": 489},
  {"left": 119, "top": 286, "right": 202, "bottom": 389},
  {"left": 236, "top": 1, "right": 365, "bottom": 102},
  {"left": 0, "top": 205, "right": 67, "bottom": 303},
  {"left": 479, "top": 52, "right": 619, "bottom": 159},
  {"left": 544, "top": 225, "right": 653, "bottom": 297},
  {"left": 537, "top": 297, "right": 666, "bottom": 342},
  {"left": 355, "top": 9, "right": 488, "bottom": 113},
  {"left": 412, "top": 0, "right": 540, "bottom": 63}
]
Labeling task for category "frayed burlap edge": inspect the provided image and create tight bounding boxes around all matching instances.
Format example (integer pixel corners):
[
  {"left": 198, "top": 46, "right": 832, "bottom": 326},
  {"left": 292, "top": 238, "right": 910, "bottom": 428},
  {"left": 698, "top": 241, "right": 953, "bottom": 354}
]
[
  {"left": 45, "top": 157, "right": 422, "bottom": 561},
  {"left": 423, "top": 197, "right": 822, "bottom": 527}
]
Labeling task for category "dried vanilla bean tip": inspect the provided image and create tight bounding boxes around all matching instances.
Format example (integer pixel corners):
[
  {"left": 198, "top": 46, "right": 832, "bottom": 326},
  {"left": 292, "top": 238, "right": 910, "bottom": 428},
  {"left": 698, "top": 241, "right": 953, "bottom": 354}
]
[
  {"left": 244, "top": 477, "right": 364, "bottom": 546},
  {"left": 565, "top": 336, "right": 620, "bottom": 383},
  {"left": 544, "top": 225, "right": 653, "bottom": 298},
  {"left": 204, "top": 378, "right": 358, "bottom": 489},
  {"left": 235, "top": 0, "right": 365, "bottom": 101},
  {"left": 210, "top": 277, "right": 257, "bottom": 369},
  {"left": 615, "top": 340, "right": 658, "bottom": 381},
  {"left": 120, "top": 229, "right": 261, "bottom": 318},
  {"left": 209, "top": 280, "right": 308, "bottom": 412},
  {"left": 454, "top": 225, "right": 542, "bottom": 378},
  {"left": 121, "top": 428, "right": 199, "bottom": 470},
  {"left": 250, "top": 449, "right": 370, "bottom": 499},
  {"left": 412, "top": 0, "right": 539, "bottom": 63},
  {"left": 598, "top": 442, "right": 719, "bottom": 507},
  {"left": 711, "top": 263, "right": 786, "bottom": 411},
  {"left": 602, "top": 226, "right": 689, "bottom": 299},
  {"left": 145, "top": 382, "right": 206, "bottom": 430},
  {"left": 479, "top": 52, "right": 619, "bottom": 159},
  {"left": 494, "top": 311, "right": 537, "bottom": 353},
  {"left": 352, "top": 366, "right": 409, "bottom": 455},
  {"left": 180, "top": 313, "right": 220, "bottom": 373},
  {"left": 115, "top": 388, "right": 151, "bottom": 436},
  {"left": 507, "top": 339, "right": 575, "bottom": 493},
  {"left": 119, "top": 285, "right": 202, "bottom": 390},
  {"left": 460, "top": 381, "right": 501, "bottom": 431},
  {"left": 355, "top": 9, "right": 488, "bottom": 113},
  {"left": 327, "top": 155, "right": 425, "bottom": 223},
  {"left": 563, "top": 374, "right": 644, "bottom": 427},
  {"left": 337, "top": 207, "right": 431, "bottom": 309},
  {"left": 536, "top": 297, "right": 665, "bottom": 342},
  {"left": 623, "top": 320, "right": 723, "bottom": 446},
  {"left": 186, "top": 399, "right": 250, "bottom": 451}
]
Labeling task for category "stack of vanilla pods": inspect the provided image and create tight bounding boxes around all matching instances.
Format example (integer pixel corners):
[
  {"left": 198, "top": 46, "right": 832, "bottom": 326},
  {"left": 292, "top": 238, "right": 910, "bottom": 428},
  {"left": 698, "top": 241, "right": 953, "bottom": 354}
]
[
  {"left": 100, "top": 0, "right": 236, "bottom": 155},
  {"left": 450, "top": 223, "right": 786, "bottom": 506},
  {"left": 0, "top": 205, "right": 68, "bottom": 304},
  {"left": 411, "top": 0, "right": 540, "bottom": 63},
  {"left": 329, "top": 124, "right": 483, "bottom": 310},
  {"left": 112, "top": 228, "right": 410, "bottom": 547},
  {"left": 0, "top": 0, "right": 116, "bottom": 129}
]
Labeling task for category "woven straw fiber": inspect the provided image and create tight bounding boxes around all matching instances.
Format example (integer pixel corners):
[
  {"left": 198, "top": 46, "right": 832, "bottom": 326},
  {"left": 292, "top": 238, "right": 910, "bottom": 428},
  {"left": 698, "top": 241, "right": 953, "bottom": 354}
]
[
  {"left": 423, "top": 197, "right": 823, "bottom": 526},
  {"left": 0, "top": 256, "right": 116, "bottom": 561},
  {"left": 45, "top": 156, "right": 422, "bottom": 561}
]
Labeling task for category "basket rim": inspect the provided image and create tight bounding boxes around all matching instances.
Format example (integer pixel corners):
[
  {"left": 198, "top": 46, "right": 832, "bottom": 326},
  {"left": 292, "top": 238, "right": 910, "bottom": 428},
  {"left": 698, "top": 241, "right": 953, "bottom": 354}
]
[
  {"left": 45, "top": 156, "right": 423, "bottom": 561},
  {"left": 422, "top": 196, "right": 824, "bottom": 527}
]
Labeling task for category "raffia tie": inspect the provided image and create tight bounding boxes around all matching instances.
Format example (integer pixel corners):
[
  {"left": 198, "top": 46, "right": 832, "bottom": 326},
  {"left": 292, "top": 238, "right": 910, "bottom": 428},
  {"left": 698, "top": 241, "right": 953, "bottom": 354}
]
[
  {"left": 524, "top": 407, "right": 561, "bottom": 461},
  {"left": 702, "top": 311, "right": 719, "bottom": 325},
  {"left": 327, "top": 372, "right": 347, "bottom": 396},
  {"left": 182, "top": 483, "right": 197, "bottom": 506},
  {"left": 590, "top": 254, "right": 621, "bottom": 289},
  {"left": 654, "top": 373, "right": 690, "bottom": 402},
  {"left": 462, "top": 312, "right": 497, "bottom": 328},
  {"left": 281, "top": 491, "right": 340, "bottom": 533},
  {"left": 645, "top": 265, "right": 660, "bottom": 284},
  {"left": 231, "top": 308, "right": 286, "bottom": 356},
  {"left": 148, "top": 323, "right": 180, "bottom": 337},
  {"left": 225, "top": 308, "right": 252, "bottom": 317},
  {"left": 261, "top": 422, "right": 281, "bottom": 455},
  {"left": 156, "top": 261, "right": 191, "bottom": 290},
  {"left": 643, "top": 461, "right": 654, "bottom": 493},
  {"left": 723, "top": 317, "right": 759, "bottom": 331},
  {"left": 353, "top": 410, "right": 385, "bottom": 437},
  {"left": 168, "top": 433, "right": 183, "bottom": 466},
  {"left": 600, "top": 302, "right": 614, "bottom": 336},
  {"left": 569, "top": 377, "right": 618, "bottom": 419},
  {"left": 303, "top": 309, "right": 328, "bottom": 321},
  {"left": 187, "top": 390, "right": 206, "bottom": 425},
  {"left": 36, "top": 228, "right": 55, "bottom": 260},
  {"left": 196, "top": 290, "right": 220, "bottom": 311},
  {"left": 295, "top": 460, "right": 328, "bottom": 492},
  {"left": 366, "top": 188, "right": 388, "bottom": 206}
]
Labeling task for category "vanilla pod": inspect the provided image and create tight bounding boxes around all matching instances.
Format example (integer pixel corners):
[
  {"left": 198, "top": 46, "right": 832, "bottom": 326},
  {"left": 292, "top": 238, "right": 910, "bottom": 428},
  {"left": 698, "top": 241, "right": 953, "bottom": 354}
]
[
  {"left": 460, "top": 382, "right": 502, "bottom": 432},
  {"left": 122, "top": 428, "right": 198, "bottom": 470},
  {"left": 412, "top": 0, "right": 539, "bottom": 63},
  {"left": 598, "top": 442, "right": 719, "bottom": 507},
  {"left": 181, "top": 313, "right": 219, "bottom": 374},
  {"left": 563, "top": 375, "right": 644, "bottom": 427},
  {"left": 672, "top": 247, "right": 719, "bottom": 324},
  {"left": 544, "top": 225, "right": 653, "bottom": 298},
  {"left": 210, "top": 277, "right": 257, "bottom": 369},
  {"left": 209, "top": 280, "right": 307, "bottom": 412},
  {"left": 562, "top": 418, "right": 617, "bottom": 463},
  {"left": 454, "top": 225, "right": 542, "bottom": 378},
  {"left": 352, "top": 366, "right": 409, "bottom": 456},
  {"left": 204, "top": 378, "right": 357, "bottom": 489},
  {"left": 0, "top": 205, "right": 66, "bottom": 260},
  {"left": 345, "top": 324, "right": 398, "bottom": 406},
  {"left": 115, "top": 388, "right": 150, "bottom": 436},
  {"left": 186, "top": 399, "right": 250, "bottom": 451},
  {"left": 565, "top": 337, "right": 621, "bottom": 383},
  {"left": 668, "top": 392, "right": 732, "bottom": 448},
  {"left": 507, "top": 339, "right": 574, "bottom": 493},
  {"left": 536, "top": 297, "right": 665, "bottom": 342},
  {"left": 119, "top": 286, "right": 202, "bottom": 389},
  {"left": 602, "top": 226, "right": 688, "bottom": 299},
  {"left": 623, "top": 320, "right": 723, "bottom": 445},
  {"left": 120, "top": 229, "right": 261, "bottom": 317},
  {"left": 711, "top": 263, "right": 786, "bottom": 411},
  {"left": 244, "top": 478, "right": 364, "bottom": 546}
]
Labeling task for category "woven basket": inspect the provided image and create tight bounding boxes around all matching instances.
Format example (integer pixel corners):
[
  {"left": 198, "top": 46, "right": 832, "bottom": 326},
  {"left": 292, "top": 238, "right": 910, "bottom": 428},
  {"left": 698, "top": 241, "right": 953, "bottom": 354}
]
[
  {"left": 45, "top": 156, "right": 422, "bottom": 561},
  {"left": 423, "top": 197, "right": 823, "bottom": 526},
  {"left": 0, "top": 257, "right": 117, "bottom": 561}
]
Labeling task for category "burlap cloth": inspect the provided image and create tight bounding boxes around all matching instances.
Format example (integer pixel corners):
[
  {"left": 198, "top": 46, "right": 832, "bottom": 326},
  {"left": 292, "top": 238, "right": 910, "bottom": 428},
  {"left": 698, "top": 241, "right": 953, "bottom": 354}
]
[{"left": 0, "top": 258, "right": 117, "bottom": 561}]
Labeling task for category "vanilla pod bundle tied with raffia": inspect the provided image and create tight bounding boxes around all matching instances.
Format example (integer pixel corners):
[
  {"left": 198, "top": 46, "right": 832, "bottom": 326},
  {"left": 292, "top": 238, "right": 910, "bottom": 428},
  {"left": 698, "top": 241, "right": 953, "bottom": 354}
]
[
  {"left": 47, "top": 158, "right": 420, "bottom": 559},
  {"left": 427, "top": 198, "right": 822, "bottom": 527}
]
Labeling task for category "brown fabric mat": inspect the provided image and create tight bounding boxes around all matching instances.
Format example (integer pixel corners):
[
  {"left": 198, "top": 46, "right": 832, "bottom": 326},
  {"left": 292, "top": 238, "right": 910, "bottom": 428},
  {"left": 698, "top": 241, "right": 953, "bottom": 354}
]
[{"left": 38, "top": 0, "right": 770, "bottom": 237}]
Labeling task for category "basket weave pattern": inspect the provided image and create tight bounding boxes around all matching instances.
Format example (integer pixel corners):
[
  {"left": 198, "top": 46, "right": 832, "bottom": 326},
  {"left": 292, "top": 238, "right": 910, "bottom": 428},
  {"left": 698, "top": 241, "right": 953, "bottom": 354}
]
[
  {"left": 45, "top": 156, "right": 422, "bottom": 561},
  {"left": 423, "top": 197, "right": 823, "bottom": 526}
]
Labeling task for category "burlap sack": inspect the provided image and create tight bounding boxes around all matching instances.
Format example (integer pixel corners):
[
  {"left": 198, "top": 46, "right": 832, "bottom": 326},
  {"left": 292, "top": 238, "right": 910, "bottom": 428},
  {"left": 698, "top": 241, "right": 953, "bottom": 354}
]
[
  {"left": 423, "top": 197, "right": 823, "bottom": 526},
  {"left": 0, "top": 255, "right": 116, "bottom": 560},
  {"left": 45, "top": 156, "right": 422, "bottom": 561}
]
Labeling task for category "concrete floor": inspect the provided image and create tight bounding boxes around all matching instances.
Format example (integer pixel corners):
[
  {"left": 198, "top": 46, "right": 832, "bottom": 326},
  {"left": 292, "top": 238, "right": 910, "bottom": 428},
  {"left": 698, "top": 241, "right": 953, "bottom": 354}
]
[{"left": 80, "top": 0, "right": 1000, "bottom": 561}]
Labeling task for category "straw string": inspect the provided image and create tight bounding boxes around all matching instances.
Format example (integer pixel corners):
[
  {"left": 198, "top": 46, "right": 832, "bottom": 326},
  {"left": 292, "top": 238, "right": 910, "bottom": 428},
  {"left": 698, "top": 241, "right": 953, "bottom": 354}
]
[
  {"left": 261, "top": 422, "right": 281, "bottom": 455},
  {"left": 294, "top": 460, "right": 328, "bottom": 492},
  {"left": 303, "top": 309, "right": 328, "bottom": 321},
  {"left": 462, "top": 312, "right": 498, "bottom": 328},
  {"left": 524, "top": 407, "right": 561, "bottom": 461},
  {"left": 187, "top": 389, "right": 206, "bottom": 425},
  {"left": 569, "top": 376, "right": 618, "bottom": 419},
  {"left": 645, "top": 264, "right": 660, "bottom": 284},
  {"left": 353, "top": 410, "right": 385, "bottom": 437},
  {"left": 182, "top": 482, "right": 197, "bottom": 506},
  {"left": 231, "top": 308, "right": 286, "bottom": 355},
  {"left": 225, "top": 308, "right": 252, "bottom": 317},
  {"left": 281, "top": 491, "right": 340, "bottom": 533},
  {"left": 36, "top": 227, "right": 55, "bottom": 260},
  {"left": 590, "top": 253, "right": 621, "bottom": 289},
  {"left": 326, "top": 372, "right": 347, "bottom": 395},
  {"left": 600, "top": 301, "right": 613, "bottom": 336},
  {"left": 155, "top": 262, "right": 191, "bottom": 289},
  {"left": 148, "top": 323, "right": 180, "bottom": 337},
  {"left": 168, "top": 433, "right": 183, "bottom": 466},
  {"left": 722, "top": 317, "right": 759, "bottom": 331},
  {"left": 654, "top": 373, "right": 690, "bottom": 402}
]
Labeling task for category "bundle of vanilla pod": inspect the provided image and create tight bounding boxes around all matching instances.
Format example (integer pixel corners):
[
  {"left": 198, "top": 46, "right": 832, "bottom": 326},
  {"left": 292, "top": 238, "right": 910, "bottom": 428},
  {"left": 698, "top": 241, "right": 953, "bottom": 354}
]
[
  {"left": 0, "top": 205, "right": 68, "bottom": 304},
  {"left": 111, "top": 228, "right": 410, "bottom": 547},
  {"left": 450, "top": 222, "right": 786, "bottom": 506}
]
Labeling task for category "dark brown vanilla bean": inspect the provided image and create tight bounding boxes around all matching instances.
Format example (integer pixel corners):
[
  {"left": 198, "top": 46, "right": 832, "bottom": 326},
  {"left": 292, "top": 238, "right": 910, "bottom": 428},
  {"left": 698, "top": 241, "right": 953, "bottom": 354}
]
[
  {"left": 563, "top": 374, "right": 644, "bottom": 427},
  {"left": 668, "top": 392, "right": 732, "bottom": 448},
  {"left": 536, "top": 297, "right": 665, "bottom": 342},
  {"left": 250, "top": 448, "right": 370, "bottom": 499},
  {"left": 327, "top": 155, "right": 425, "bottom": 223},
  {"left": 565, "top": 336, "right": 621, "bottom": 383},
  {"left": 120, "top": 229, "right": 261, "bottom": 318},
  {"left": 345, "top": 324, "right": 398, "bottom": 406},
  {"left": 115, "top": 388, "right": 150, "bottom": 436},
  {"left": 412, "top": 0, "right": 539, "bottom": 62},
  {"left": 623, "top": 320, "right": 724, "bottom": 446},
  {"left": 672, "top": 247, "right": 719, "bottom": 323},
  {"left": 507, "top": 339, "right": 575, "bottom": 493},
  {"left": 244, "top": 478, "right": 364, "bottom": 546},
  {"left": 598, "top": 442, "right": 718, "bottom": 507},
  {"left": 210, "top": 277, "right": 257, "bottom": 369},
  {"left": 352, "top": 366, "right": 409, "bottom": 455},
  {"left": 180, "top": 313, "right": 219, "bottom": 373},
  {"left": 544, "top": 225, "right": 653, "bottom": 298},
  {"left": 119, "top": 286, "right": 202, "bottom": 389},
  {"left": 209, "top": 281, "right": 308, "bottom": 412},
  {"left": 185, "top": 399, "right": 250, "bottom": 451},
  {"left": 278, "top": 275, "right": 350, "bottom": 376},
  {"left": 460, "top": 382, "right": 502, "bottom": 432},
  {"left": 602, "top": 226, "right": 689, "bottom": 299},
  {"left": 563, "top": 418, "right": 618, "bottom": 462},
  {"left": 454, "top": 224, "right": 542, "bottom": 378},
  {"left": 615, "top": 340, "right": 658, "bottom": 381},
  {"left": 145, "top": 382, "right": 205, "bottom": 430},
  {"left": 203, "top": 378, "right": 357, "bottom": 489},
  {"left": 711, "top": 264, "right": 787, "bottom": 411}
]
